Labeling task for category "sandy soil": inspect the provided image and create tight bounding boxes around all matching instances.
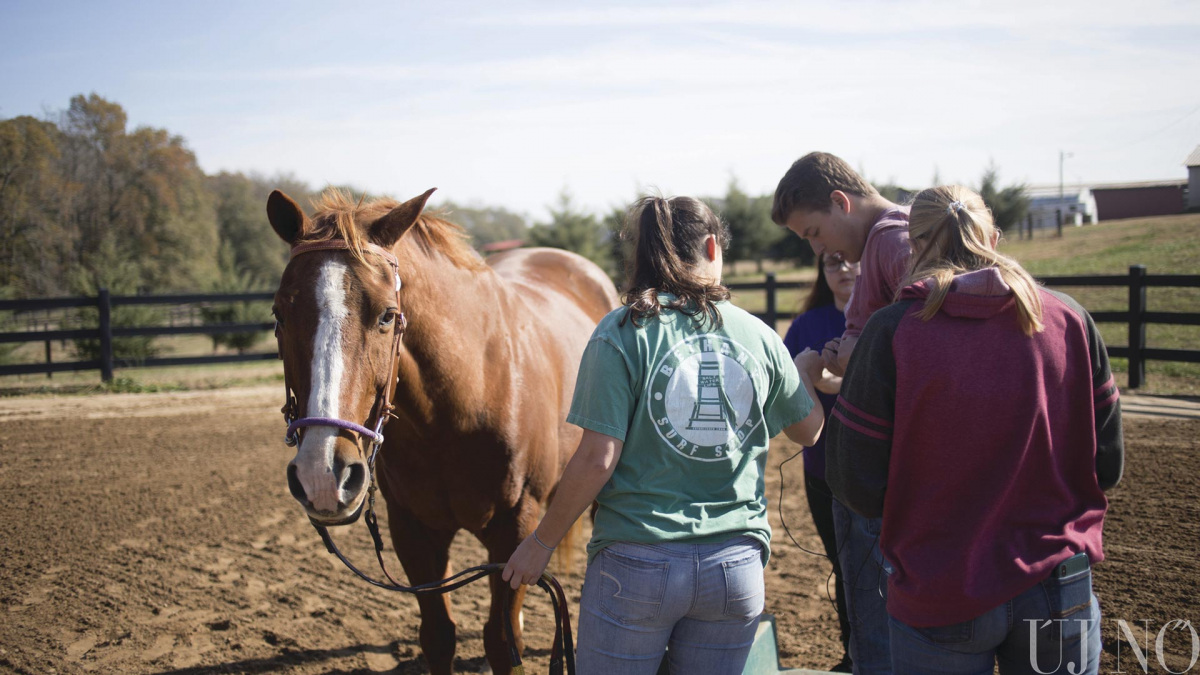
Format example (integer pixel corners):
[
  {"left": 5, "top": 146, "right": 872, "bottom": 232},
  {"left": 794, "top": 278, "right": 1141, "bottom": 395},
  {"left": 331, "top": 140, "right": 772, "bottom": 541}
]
[{"left": 0, "top": 387, "right": 1196, "bottom": 674}]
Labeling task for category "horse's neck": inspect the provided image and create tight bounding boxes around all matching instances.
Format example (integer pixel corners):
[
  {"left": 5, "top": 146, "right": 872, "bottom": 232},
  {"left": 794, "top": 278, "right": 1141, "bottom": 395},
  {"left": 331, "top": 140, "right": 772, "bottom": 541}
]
[{"left": 391, "top": 248, "right": 515, "bottom": 431}]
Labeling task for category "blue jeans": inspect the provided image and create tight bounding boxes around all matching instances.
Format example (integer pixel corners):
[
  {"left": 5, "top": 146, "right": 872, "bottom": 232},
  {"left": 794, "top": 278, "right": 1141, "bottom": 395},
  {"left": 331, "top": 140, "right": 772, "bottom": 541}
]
[
  {"left": 832, "top": 499, "right": 893, "bottom": 674},
  {"left": 888, "top": 554, "right": 1101, "bottom": 675},
  {"left": 576, "top": 537, "right": 764, "bottom": 675}
]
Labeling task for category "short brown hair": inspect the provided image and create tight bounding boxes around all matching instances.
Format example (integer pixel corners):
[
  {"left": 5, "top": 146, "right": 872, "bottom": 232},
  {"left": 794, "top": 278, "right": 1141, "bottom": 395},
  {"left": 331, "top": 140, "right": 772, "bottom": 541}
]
[{"left": 770, "top": 152, "right": 877, "bottom": 225}]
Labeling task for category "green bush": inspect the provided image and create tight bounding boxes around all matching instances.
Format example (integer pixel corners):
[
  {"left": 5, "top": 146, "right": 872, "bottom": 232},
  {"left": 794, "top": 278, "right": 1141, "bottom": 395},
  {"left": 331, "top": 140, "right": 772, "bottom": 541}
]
[
  {"left": 200, "top": 261, "right": 271, "bottom": 354},
  {"left": 200, "top": 301, "right": 270, "bottom": 354},
  {"left": 68, "top": 260, "right": 164, "bottom": 365},
  {"left": 71, "top": 302, "right": 165, "bottom": 365}
]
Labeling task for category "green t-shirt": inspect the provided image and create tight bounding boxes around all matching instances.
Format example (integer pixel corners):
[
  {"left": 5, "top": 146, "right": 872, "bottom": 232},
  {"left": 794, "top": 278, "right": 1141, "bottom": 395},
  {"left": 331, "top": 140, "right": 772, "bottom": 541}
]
[{"left": 567, "top": 297, "right": 813, "bottom": 564}]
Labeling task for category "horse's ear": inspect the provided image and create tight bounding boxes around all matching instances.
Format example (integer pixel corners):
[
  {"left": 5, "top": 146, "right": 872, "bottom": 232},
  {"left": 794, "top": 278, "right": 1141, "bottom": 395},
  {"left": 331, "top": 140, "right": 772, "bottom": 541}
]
[
  {"left": 267, "top": 190, "right": 310, "bottom": 245},
  {"left": 371, "top": 188, "right": 437, "bottom": 248}
]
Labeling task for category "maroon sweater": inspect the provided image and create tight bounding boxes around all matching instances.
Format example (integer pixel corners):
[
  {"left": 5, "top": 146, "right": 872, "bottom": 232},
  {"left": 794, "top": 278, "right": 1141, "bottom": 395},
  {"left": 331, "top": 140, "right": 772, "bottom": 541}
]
[{"left": 826, "top": 268, "right": 1124, "bottom": 627}]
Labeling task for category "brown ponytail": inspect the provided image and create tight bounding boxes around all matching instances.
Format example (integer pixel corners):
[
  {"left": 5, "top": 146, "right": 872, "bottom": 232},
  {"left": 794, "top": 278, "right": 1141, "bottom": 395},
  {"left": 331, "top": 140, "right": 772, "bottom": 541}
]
[{"left": 621, "top": 195, "right": 732, "bottom": 329}]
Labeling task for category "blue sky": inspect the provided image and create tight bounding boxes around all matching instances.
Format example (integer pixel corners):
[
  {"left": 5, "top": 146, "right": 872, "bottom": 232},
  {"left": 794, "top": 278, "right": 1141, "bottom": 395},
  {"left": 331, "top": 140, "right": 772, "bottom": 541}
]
[{"left": 2, "top": 0, "right": 1198, "bottom": 221}]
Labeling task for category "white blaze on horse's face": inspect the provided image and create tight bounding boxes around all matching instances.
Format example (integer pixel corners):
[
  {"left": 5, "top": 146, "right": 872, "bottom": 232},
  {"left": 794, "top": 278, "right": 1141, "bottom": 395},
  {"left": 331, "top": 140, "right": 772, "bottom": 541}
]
[{"left": 288, "top": 259, "right": 369, "bottom": 519}]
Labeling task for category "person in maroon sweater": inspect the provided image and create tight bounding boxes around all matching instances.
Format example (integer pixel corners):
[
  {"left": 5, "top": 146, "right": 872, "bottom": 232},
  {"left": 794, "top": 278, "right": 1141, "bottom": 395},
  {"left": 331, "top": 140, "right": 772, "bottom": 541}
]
[{"left": 826, "top": 185, "right": 1124, "bottom": 675}]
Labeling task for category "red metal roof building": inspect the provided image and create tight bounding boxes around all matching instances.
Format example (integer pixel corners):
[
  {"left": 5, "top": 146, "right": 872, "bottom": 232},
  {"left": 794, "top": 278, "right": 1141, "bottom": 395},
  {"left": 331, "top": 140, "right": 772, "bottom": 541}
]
[{"left": 1089, "top": 180, "right": 1187, "bottom": 221}]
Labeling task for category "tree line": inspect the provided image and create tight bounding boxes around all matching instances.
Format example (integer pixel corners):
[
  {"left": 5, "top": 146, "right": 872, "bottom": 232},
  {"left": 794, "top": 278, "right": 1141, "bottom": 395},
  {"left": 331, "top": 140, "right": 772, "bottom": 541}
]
[
  {"left": 523, "top": 169, "right": 1029, "bottom": 282},
  {"left": 1, "top": 93, "right": 1030, "bottom": 301}
]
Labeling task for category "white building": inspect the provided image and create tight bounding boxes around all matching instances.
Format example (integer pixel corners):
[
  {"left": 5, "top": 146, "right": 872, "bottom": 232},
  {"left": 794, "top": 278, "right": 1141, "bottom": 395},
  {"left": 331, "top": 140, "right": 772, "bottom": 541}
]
[
  {"left": 1187, "top": 145, "right": 1200, "bottom": 211},
  {"left": 1024, "top": 184, "right": 1098, "bottom": 229}
]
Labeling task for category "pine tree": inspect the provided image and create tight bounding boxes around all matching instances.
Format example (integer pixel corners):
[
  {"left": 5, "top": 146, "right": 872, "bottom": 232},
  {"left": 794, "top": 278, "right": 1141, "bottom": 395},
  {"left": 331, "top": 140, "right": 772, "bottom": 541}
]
[{"left": 527, "top": 190, "right": 613, "bottom": 274}]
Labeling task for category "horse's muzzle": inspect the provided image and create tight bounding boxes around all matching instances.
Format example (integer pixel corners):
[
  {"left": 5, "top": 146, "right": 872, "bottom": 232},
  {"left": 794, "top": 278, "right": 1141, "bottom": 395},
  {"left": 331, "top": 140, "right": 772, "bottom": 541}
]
[{"left": 286, "top": 460, "right": 368, "bottom": 523}]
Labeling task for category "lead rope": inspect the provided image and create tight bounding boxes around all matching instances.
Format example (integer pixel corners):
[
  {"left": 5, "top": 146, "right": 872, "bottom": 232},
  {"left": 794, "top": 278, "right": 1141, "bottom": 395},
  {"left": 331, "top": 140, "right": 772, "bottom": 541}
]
[{"left": 301, "top": 393, "right": 574, "bottom": 673}]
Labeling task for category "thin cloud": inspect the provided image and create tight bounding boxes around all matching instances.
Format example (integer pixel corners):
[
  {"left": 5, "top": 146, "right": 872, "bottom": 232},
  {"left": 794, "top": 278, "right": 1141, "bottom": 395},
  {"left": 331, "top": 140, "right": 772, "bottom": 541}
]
[{"left": 465, "top": 0, "right": 1199, "bottom": 33}]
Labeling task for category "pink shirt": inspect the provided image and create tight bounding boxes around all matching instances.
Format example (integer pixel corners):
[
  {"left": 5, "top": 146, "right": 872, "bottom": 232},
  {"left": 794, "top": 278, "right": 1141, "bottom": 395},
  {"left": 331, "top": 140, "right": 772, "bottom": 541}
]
[{"left": 843, "top": 207, "right": 911, "bottom": 338}]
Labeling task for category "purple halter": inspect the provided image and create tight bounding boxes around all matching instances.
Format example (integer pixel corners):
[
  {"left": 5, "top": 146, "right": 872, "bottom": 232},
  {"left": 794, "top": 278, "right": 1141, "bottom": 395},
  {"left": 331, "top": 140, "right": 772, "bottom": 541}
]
[{"left": 287, "top": 417, "right": 384, "bottom": 445}]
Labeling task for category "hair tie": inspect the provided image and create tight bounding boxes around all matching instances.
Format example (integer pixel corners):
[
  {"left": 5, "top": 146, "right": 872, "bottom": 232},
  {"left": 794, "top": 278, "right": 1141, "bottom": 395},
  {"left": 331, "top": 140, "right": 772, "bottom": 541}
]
[{"left": 947, "top": 200, "right": 966, "bottom": 215}]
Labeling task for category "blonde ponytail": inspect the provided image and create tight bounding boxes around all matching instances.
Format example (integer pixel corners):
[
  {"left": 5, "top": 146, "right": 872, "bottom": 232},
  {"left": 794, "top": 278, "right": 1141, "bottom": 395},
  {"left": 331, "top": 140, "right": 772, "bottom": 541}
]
[{"left": 904, "top": 186, "right": 1044, "bottom": 336}]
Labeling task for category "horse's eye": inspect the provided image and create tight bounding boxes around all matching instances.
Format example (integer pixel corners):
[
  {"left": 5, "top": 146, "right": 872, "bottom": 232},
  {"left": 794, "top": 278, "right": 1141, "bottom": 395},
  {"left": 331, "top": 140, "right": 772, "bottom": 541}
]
[
  {"left": 272, "top": 308, "right": 285, "bottom": 328},
  {"left": 379, "top": 309, "right": 397, "bottom": 328}
]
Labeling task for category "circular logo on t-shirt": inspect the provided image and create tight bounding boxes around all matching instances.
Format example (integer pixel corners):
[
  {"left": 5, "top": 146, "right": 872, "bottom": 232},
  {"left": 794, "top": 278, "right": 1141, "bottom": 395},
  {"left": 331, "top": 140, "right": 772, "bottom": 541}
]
[{"left": 647, "top": 335, "right": 763, "bottom": 462}]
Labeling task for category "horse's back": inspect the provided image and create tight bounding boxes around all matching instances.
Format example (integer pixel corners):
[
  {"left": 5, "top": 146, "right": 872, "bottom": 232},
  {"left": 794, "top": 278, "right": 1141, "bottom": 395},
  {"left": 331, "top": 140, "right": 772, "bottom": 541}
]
[
  {"left": 484, "top": 248, "right": 619, "bottom": 501},
  {"left": 487, "top": 247, "right": 618, "bottom": 324}
]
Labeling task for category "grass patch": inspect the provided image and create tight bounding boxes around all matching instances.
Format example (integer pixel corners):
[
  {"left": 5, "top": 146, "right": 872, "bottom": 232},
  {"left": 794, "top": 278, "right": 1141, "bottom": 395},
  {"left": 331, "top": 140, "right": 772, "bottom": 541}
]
[
  {"left": 103, "top": 376, "right": 173, "bottom": 394},
  {"left": 998, "top": 213, "right": 1200, "bottom": 395},
  {"left": 999, "top": 212, "right": 1200, "bottom": 276}
]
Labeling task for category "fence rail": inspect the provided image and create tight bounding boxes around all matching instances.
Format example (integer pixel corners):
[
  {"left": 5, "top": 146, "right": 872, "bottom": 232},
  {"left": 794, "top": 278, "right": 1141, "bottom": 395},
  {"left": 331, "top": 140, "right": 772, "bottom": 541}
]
[
  {"left": 0, "top": 290, "right": 277, "bottom": 382},
  {"left": 0, "top": 266, "right": 1196, "bottom": 388},
  {"left": 733, "top": 265, "right": 1198, "bottom": 390}
]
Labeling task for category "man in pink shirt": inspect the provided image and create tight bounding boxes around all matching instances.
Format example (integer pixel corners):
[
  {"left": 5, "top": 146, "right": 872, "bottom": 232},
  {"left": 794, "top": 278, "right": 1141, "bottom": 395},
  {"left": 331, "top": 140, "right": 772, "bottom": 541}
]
[
  {"left": 771, "top": 151, "right": 911, "bottom": 675},
  {"left": 772, "top": 152, "right": 911, "bottom": 377}
]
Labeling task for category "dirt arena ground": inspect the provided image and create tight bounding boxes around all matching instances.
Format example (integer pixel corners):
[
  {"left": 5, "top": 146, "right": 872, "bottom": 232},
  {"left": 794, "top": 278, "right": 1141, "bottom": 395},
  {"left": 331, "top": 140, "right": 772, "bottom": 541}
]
[{"left": 0, "top": 386, "right": 1196, "bottom": 674}]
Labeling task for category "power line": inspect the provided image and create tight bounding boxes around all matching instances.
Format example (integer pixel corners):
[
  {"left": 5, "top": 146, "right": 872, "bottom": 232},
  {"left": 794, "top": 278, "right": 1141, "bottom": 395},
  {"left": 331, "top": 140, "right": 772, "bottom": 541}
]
[{"left": 1090, "top": 101, "right": 1200, "bottom": 154}]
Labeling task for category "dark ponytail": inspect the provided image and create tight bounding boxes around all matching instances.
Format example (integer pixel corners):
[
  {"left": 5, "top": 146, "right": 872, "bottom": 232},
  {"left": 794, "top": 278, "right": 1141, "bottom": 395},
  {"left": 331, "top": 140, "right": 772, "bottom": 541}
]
[{"left": 621, "top": 195, "right": 732, "bottom": 329}]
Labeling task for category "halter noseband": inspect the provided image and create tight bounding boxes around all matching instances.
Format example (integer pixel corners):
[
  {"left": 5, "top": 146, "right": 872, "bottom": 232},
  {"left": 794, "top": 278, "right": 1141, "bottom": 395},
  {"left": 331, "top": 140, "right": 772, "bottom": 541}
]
[{"left": 279, "top": 239, "right": 407, "bottom": 452}]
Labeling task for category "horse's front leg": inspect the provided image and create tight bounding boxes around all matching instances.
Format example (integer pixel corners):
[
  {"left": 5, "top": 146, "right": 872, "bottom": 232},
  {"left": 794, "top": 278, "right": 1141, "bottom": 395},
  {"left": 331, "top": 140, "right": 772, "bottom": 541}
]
[
  {"left": 384, "top": 500, "right": 458, "bottom": 675},
  {"left": 479, "top": 492, "right": 540, "bottom": 675}
]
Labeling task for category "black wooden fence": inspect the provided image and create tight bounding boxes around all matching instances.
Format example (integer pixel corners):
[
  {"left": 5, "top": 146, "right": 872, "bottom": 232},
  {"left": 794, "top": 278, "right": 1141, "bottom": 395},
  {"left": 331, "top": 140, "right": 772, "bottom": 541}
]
[
  {"left": 1, "top": 265, "right": 1196, "bottom": 389},
  {"left": 0, "top": 291, "right": 276, "bottom": 382},
  {"left": 732, "top": 265, "right": 1199, "bottom": 390}
]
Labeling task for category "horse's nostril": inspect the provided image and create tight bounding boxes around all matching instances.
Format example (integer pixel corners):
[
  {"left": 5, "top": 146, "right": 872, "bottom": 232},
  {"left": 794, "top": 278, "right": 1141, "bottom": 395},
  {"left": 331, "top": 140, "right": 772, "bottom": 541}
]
[
  {"left": 340, "top": 462, "right": 366, "bottom": 497},
  {"left": 286, "top": 464, "right": 308, "bottom": 504}
]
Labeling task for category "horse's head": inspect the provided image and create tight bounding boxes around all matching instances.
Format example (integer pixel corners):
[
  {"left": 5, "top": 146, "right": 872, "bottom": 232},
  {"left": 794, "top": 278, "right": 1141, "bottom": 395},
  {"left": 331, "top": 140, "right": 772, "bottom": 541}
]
[{"left": 267, "top": 187, "right": 435, "bottom": 525}]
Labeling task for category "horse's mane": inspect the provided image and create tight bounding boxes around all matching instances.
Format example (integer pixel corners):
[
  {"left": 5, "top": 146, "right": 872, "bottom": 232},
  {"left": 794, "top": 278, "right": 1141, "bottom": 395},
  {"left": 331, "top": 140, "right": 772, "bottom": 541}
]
[{"left": 303, "top": 189, "right": 486, "bottom": 271}]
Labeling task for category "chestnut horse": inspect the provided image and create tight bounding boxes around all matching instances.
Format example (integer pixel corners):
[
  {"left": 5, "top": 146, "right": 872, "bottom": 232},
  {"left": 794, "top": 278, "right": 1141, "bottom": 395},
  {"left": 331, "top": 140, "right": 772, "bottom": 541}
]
[{"left": 266, "top": 188, "right": 618, "bottom": 674}]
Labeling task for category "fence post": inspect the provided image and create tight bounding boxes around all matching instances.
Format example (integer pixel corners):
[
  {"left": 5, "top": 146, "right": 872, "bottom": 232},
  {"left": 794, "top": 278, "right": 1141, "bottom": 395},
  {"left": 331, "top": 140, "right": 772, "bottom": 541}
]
[
  {"left": 1026, "top": 213, "right": 1033, "bottom": 239},
  {"left": 765, "top": 272, "right": 778, "bottom": 329},
  {"left": 98, "top": 288, "right": 114, "bottom": 383},
  {"left": 1056, "top": 209, "right": 1063, "bottom": 238},
  {"left": 1127, "top": 265, "right": 1146, "bottom": 390},
  {"left": 44, "top": 340, "right": 52, "bottom": 378}
]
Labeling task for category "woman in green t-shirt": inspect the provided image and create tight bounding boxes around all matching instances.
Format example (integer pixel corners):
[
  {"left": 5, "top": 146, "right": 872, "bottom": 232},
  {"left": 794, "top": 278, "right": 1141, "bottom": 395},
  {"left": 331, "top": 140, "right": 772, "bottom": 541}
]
[{"left": 504, "top": 195, "right": 825, "bottom": 674}]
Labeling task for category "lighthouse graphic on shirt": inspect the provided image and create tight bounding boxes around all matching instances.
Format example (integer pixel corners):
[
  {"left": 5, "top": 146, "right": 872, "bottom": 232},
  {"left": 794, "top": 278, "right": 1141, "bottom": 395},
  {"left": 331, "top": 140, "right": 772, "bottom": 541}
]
[
  {"left": 686, "top": 359, "right": 738, "bottom": 430},
  {"left": 647, "top": 335, "right": 763, "bottom": 461}
]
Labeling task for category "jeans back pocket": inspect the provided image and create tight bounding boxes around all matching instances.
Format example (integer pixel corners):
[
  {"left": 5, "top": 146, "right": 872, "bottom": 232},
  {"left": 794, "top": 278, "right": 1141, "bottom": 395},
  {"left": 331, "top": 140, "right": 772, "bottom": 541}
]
[
  {"left": 722, "top": 551, "right": 765, "bottom": 620},
  {"left": 597, "top": 548, "right": 669, "bottom": 626}
]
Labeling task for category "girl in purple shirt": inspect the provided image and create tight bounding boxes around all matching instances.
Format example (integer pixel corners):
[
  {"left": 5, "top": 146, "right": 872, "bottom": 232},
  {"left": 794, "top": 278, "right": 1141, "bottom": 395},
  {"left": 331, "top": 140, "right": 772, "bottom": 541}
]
[{"left": 782, "top": 254, "right": 859, "bottom": 672}]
